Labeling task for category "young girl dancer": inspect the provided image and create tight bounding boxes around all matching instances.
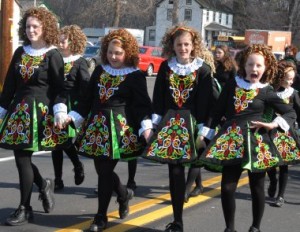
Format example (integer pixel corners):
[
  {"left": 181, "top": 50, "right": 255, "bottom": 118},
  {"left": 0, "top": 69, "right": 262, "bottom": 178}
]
[
  {"left": 63, "top": 28, "right": 153, "bottom": 232},
  {"left": 51, "top": 25, "right": 90, "bottom": 190},
  {"left": 143, "top": 25, "right": 217, "bottom": 232},
  {"left": 200, "top": 44, "right": 299, "bottom": 232},
  {"left": 267, "top": 60, "right": 300, "bottom": 207}
]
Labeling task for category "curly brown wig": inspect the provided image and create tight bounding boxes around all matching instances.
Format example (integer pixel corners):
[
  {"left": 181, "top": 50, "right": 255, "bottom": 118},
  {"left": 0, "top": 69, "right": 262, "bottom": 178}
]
[
  {"left": 272, "top": 60, "right": 296, "bottom": 90},
  {"left": 100, "top": 29, "right": 139, "bottom": 68},
  {"left": 161, "top": 24, "right": 205, "bottom": 60},
  {"left": 60, "top": 25, "right": 87, "bottom": 55},
  {"left": 285, "top": 45, "right": 298, "bottom": 57},
  {"left": 237, "top": 44, "right": 278, "bottom": 84},
  {"left": 19, "top": 7, "right": 59, "bottom": 46},
  {"left": 214, "top": 45, "right": 237, "bottom": 72}
]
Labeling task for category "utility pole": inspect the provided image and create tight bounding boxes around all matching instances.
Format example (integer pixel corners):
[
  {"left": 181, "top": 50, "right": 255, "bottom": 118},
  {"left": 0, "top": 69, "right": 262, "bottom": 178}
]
[{"left": 0, "top": 0, "right": 13, "bottom": 92}]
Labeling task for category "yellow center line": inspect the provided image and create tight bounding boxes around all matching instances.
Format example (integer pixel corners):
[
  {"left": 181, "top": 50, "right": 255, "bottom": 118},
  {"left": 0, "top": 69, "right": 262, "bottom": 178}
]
[
  {"left": 105, "top": 176, "right": 249, "bottom": 232},
  {"left": 56, "top": 174, "right": 249, "bottom": 232}
]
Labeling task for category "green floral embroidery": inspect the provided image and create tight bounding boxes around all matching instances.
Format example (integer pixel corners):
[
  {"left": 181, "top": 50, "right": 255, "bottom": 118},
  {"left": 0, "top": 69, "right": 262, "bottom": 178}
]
[
  {"left": 234, "top": 88, "right": 259, "bottom": 113},
  {"left": 0, "top": 100, "right": 30, "bottom": 145},
  {"left": 206, "top": 122, "right": 244, "bottom": 160},
  {"left": 273, "top": 131, "right": 300, "bottom": 162},
  {"left": 39, "top": 103, "right": 68, "bottom": 148},
  {"left": 79, "top": 113, "right": 110, "bottom": 156},
  {"left": 169, "top": 71, "right": 196, "bottom": 108},
  {"left": 117, "top": 114, "right": 142, "bottom": 154},
  {"left": 20, "top": 53, "right": 44, "bottom": 82},
  {"left": 146, "top": 114, "right": 191, "bottom": 160},
  {"left": 253, "top": 132, "right": 279, "bottom": 169}
]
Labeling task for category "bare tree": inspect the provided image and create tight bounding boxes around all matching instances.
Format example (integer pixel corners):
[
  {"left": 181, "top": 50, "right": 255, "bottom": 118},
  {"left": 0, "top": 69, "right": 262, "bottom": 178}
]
[{"left": 172, "top": 0, "right": 179, "bottom": 25}]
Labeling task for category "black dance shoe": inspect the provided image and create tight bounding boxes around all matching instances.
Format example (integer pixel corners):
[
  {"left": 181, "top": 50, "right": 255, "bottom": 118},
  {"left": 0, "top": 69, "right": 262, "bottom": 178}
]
[
  {"left": 267, "top": 180, "right": 277, "bottom": 198},
  {"left": 189, "top": 185, "right": 204, "bottom": 197},
  {"left": 224, "top": 228, "right": 237, "bottom": 232},
  {"left": 249, "top": 226, "right": 261, "bottom": 232},
  {"left": 74, "top": 161, "right": 85, "bottom": 185},
  {"left": 270, "top": 196, "right": 284, "bottom": 207},
  {"left": 184, "top": 192, "right": 190, "bottom": 203},
  {"left": 164, "top": 222, "right": 183, "bottom": 232},
  {"left": 117, "top": 188, "right": 134, "bottom": 219},
  {"left": 39, "top": 178, "right": 55, "bottom": 213},
  {"left": 5, "top": 205, "right": 33, "bottom": 226},
  {"left": 89, "top": 214, "right": 107, "bottom": 232},
  {"left": 54, "top": 178, "right": 64, "bottom": 191}
]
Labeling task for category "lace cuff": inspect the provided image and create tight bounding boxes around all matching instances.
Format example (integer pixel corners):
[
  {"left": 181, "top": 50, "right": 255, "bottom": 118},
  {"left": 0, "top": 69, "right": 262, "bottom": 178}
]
[
  {"left": 273, "top": 116, "right": 290, "bottom": 132},
  {"left": 138, "top": 119, "right": 153, "bottom": 136},
  {"left": 152, "top": 114, "right": 162, "bottom": 126},
  {"left": 68, "top": 111, "right": 84, "bottom": 129},
  {"left": 53, "top": 103, "right": 67, "bottom": 115}
]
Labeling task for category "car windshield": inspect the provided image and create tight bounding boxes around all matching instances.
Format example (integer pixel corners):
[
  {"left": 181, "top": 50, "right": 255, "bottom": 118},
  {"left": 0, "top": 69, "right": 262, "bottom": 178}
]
[
  {"left": 84, "top": 46, "right": 100, "bottom": 55},
  {"left": 139, "top": 47, "right": 148, "bottom": 54}
]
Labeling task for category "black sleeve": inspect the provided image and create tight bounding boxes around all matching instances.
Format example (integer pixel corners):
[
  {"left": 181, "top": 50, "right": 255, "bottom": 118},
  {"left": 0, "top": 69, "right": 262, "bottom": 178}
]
[
  {"left": 129, "top": 71, "right": 153, "bottom": 124},
  {"left": 207, "top": 79, "right": 233, "bottom": 128},
  {"left": 76, "top": 58, "right": 91, "bottom": 104},
  {"left": 0, "top": 47, "right": 22, "bottom": 109},
  {"left": 195, "top": 63, "right": 218, "bottom": 124},
  {"left": 293, "top": 91, "right": 300, "bottom": 124},
  {"left": 74, "top": 65, "right": 100, "bottom": 117},
  {"left": 48, "top": 49, "right": 66, "bottom": 105},
  {"left": 152, "top": 61, "right": 168, "bottom": 115}
]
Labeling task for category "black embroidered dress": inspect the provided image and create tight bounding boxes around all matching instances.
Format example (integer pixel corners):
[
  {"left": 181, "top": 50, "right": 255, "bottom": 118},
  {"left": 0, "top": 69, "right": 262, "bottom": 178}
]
[
  {"left": 69, "top": 64, "right": 152, "bottom": 160},
  {"left": 0, "top": 45, "right": 66, "bottom": 151},
  {"left": 200, "top": 76, "right": 299, "bottom": 172},
  {"left": 55, "top": 55, "right": 90, "bottom": 148},
  {"left": 142, "top": 57, "right": 216, "bottom": 164}
]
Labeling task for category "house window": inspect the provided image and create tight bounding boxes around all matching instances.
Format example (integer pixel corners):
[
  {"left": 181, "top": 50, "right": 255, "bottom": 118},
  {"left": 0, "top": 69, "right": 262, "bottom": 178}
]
[
  {"left": 213, "top": 12, "right": 216, "bottom": 22},
  {"left": 167, "top": 9, "right": 172, "bottom": 21},
  {"left": 149, "top": 29, "right": 155, "bottom": 41},
  {"left": 206, "top": 10, "right": 209, "bottom": 21},
  {"left": 184, "top": 9, "right": 192, "bottom": 21},
  {"left": 226, "top": 14, "right": 229, "bottom": 25},
  {"left": 219, "top": 13, "right": 222, "bottom": 23},
  {"left": 186, "top": 0, "right": 192, "bottom": 5},
  {"left": 169, "top": 0, "right": 173, "bottom": 4}
]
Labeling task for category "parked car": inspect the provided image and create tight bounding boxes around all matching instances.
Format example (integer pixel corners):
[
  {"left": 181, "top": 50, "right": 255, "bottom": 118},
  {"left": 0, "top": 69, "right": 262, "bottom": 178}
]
[
  {"left": 139, "top": 46, "right": 165, "bottom": 76},
  {"left": 83, "top": 45, "right": 101, "bottom": 72}
]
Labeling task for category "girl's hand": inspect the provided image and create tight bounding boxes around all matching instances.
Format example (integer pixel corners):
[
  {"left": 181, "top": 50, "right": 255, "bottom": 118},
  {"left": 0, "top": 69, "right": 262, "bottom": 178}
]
[
  {"left": 142, "top": 128, "right": 153, "bottom": 143},
  {"left": 250, "top": 121, "right": 278, "bottom": 132},
  {"left": 195, "top": 135, "right": 206, "bottom": 150}
]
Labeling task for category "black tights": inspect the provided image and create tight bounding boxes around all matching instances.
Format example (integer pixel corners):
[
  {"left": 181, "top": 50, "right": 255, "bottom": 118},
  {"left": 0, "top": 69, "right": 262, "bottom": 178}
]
[
  {"left": 168, "top": 163, "right": 185, "bottom": 224},
  {"left": 221, "top": 165, "right": 265, "bottom": 230},
  {"left": 267, "top": 165, "right": 288, "bottom": 198},
  {"left": 127, "top": 159, "right": 137, "bottom": 183},
  {"left": 185, "top": 165, "right": 202, "bottom": 193},
  {"left": 52, "top": 144, "right": 81, "bottom": 180},
  {"left": 94, "top": 159, "right": 127, "bottom": 216},
  {"left": 14, "top": 150, "right": 46, "bottom": 208}
]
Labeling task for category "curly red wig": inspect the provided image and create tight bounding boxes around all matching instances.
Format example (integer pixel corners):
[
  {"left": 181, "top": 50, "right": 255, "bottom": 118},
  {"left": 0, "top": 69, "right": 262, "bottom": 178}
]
[
  {"left": 19, "top": 7, "right": 59, "bottom": 46},
  {"left": 100, "top": 29, "right": 139, "bottom": 68}
]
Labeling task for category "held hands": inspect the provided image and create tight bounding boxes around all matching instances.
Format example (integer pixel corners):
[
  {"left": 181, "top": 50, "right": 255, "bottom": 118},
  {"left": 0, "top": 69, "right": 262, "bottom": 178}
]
[
  {"left": 54, "top": 113, "right": 72, "bottom": 129},
  {"left": 195, "top": 135, "right": 206, "bottom": 150},
  {"left": 250, "top": 121, "right": 278, "bottom": 132},
  {"left": 142, "top": 128, "right": 153, "bottom": 143}
]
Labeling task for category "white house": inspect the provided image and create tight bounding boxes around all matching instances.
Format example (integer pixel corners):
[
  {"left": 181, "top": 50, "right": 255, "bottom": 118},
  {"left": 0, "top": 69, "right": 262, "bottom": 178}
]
[{"left": 144, "top": 0, "right": 237, "bottom": 48}]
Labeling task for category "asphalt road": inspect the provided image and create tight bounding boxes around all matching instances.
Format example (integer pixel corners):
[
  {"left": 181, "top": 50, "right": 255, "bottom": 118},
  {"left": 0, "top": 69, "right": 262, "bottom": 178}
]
[{"left": 0, "top": 77, "right": 299, "bottom": 232}]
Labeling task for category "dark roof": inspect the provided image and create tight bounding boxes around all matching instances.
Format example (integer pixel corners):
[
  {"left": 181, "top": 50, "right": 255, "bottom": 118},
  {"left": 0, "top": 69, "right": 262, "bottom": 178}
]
[
  {"left": 156, "top": 0, "right": 233, "bottom": 14},
  {"left": 205, "top": 22, "right": 238, "bottom": 33}
]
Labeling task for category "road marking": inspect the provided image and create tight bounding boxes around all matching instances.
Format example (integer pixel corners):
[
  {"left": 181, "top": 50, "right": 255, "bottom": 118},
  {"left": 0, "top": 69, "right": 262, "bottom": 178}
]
[{"left": 55, "top": 174, "right": 249, "bottom": 232}]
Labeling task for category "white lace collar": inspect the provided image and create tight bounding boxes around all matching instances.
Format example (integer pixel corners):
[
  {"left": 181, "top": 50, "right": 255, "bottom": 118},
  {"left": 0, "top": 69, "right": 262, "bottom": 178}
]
[
  {"left": 168, "top": 57, "right": 204, "bottom": 75},
  {"left": 276, "top": 87, "right": 294, "bottom": 99},
  {"left": 102, "top": 65, "right": 138, "bottom": 76},
  {"left": 23, "top": 45, "right": 56, "bottom": 56},
  {"left": 235, "top": 76, "right": 268, "bottom": 90},
  {"left": 63, "top": 54, "right": 81, "bottom": 63}
]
